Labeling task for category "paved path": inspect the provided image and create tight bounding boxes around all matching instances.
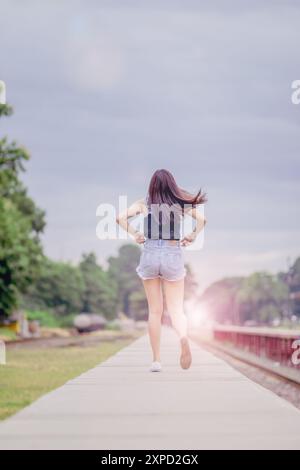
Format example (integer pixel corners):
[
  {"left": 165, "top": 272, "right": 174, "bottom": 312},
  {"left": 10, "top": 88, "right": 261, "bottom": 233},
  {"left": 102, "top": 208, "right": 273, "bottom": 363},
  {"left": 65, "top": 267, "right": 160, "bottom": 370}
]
[{"left": 1, "top": 328, "right": 300, "bottom": 450}]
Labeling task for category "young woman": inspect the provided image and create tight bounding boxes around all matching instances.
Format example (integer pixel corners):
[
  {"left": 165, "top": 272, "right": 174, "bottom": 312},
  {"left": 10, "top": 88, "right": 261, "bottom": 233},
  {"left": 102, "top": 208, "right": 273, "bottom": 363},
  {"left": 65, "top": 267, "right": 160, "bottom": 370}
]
[{"left": 117, "top": 169, "right": 207, "bottom": 372}]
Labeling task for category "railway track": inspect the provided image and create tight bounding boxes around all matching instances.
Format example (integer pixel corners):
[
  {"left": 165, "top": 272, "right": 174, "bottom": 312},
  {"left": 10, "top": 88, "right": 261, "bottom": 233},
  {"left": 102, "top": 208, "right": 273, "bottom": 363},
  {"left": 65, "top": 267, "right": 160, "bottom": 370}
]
[{"left": 191, "top": 333, "right": 300, "bottom": 411}]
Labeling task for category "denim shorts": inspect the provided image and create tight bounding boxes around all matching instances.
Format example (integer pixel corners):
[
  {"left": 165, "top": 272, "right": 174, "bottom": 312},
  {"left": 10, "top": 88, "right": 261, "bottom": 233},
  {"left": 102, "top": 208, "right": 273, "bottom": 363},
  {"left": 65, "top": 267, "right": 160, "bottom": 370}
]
[{"left": 136, "top": 239, "right": 186, "bottom": 281}]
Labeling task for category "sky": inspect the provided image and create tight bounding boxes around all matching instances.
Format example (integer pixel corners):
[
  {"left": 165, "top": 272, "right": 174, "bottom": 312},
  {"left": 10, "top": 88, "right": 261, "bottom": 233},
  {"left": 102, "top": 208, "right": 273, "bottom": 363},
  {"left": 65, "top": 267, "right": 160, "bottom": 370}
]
[{"left": 1, "top": 0, "right": 300, "bottom": 292}]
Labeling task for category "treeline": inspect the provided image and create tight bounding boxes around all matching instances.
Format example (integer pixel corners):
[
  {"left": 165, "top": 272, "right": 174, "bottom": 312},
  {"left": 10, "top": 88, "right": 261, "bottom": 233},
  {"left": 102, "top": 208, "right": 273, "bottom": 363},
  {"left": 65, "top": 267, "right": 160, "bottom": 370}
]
[
  {"left": 0, "top": 104, "right": 197, "bottom": 322},
  {"left": 0, "top": 103, "right": 46, "bottom": 317},
  {"left": 2, "top": 103, "right": 300, "bottom": 328},
  {"left": 21, "top": 248, "right": 145, "bottom": 320},
  {"left": 200, "top": 258, "right": 300, "bottom": 326}
]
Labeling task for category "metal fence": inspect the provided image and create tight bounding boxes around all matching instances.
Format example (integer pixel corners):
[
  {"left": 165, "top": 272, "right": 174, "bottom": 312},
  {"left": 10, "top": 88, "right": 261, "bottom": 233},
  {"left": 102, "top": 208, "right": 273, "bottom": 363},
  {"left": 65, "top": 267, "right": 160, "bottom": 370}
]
[{"left": 207, "top": 325, "right": 300, "bottom": 383}]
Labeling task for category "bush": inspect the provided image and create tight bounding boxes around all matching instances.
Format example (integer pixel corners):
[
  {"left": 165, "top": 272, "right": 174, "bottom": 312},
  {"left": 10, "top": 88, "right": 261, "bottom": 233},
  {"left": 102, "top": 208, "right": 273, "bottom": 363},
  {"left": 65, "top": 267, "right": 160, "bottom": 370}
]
[
  {"left": 56, "top": 314, "right": 76, "bottom": 328},
  {"left": 26, "top": 310, "right": 59, "bottom": 328},
  {"left": 26, "top": 310, "right": 76, "bottom": 329}
]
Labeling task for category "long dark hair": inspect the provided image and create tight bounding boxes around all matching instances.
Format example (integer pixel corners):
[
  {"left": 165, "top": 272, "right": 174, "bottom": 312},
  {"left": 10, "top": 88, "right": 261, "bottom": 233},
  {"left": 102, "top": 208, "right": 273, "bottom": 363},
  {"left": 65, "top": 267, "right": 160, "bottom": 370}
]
[{"left": 147, "top": 169, "right": 207, "bottom": 209}]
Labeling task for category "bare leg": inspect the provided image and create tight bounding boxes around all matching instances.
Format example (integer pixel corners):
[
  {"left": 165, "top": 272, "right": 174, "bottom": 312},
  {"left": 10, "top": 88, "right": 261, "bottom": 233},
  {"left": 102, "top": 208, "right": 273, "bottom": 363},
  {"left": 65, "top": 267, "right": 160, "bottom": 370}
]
[
  {"left": 142, "top": 278, "right": 163, "bottom": 362},
  {"left": 163, "top": 278, "right": 187, "bottom": 338},
  {"left": 163, "top": 278, "right": 192, "bottom": 369}
]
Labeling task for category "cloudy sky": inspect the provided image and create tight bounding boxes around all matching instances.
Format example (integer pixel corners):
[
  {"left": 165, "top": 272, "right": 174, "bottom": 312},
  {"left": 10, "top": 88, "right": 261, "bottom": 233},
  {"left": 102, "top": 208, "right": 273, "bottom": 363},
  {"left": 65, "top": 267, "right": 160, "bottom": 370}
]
[{"left": 1, "top": 0, "right": 300, "bottom": 291}]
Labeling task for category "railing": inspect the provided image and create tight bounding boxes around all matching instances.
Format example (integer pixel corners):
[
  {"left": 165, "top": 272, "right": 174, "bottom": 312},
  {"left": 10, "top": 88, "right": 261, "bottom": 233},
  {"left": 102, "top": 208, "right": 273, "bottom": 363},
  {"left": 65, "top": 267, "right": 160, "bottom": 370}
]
[{"left": 202, "top": 325, "right": 300, "bottom": 383}]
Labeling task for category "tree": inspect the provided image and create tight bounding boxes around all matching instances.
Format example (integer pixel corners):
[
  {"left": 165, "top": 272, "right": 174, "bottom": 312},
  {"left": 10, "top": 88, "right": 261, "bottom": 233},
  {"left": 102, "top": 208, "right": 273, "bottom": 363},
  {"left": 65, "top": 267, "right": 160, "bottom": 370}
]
[
  {"left": 0, "top": 104, "right": 46, "bottom": 316},
  {"left": 23, "top": 258, "right": 84, "bottom": 315},
  {"left": 79, "top": 252, "right": 118, "bottom": 319},
  {"left": 108, "top": 244, "right": 144, "bottom": 317},
  {"left": 282, "top": 257, "right": 300, "bottom": 318},
  {"left": 129, "top": 290, "right": 148, "bottom": 321},
  {"left": 200, "top": 277, "right": 243, "bottom": 324},
  {"left": 237, "top": 272, "right": 289, "bottom": 325}
]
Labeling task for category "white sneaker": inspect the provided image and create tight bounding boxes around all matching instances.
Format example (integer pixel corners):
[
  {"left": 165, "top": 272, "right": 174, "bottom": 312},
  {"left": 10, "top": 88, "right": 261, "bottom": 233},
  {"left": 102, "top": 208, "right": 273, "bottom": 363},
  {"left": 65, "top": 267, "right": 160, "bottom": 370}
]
[{"left": 149, "top": 361, "right": 162, "bottom": 372}]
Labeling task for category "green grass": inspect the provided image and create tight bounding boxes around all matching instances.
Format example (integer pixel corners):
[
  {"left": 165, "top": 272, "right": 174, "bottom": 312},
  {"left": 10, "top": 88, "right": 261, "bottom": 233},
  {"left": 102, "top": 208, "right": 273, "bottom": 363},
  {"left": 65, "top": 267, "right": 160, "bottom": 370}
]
[
  {"left": 26, "top": 310, "right": 76, "bottom": 328},
  {"left": 0, "top": 339, "right": 131, "bottom": 420},
  {"left": 0, "top": 327, "right": 17, "bottom": 340}
]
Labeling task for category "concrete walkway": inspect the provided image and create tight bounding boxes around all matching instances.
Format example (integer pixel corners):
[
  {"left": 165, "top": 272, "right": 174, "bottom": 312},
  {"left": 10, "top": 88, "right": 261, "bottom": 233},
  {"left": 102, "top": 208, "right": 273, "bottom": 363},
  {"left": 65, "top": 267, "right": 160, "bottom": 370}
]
[{"left": 1, "top": 328, "right": 300, "bottom": 450}]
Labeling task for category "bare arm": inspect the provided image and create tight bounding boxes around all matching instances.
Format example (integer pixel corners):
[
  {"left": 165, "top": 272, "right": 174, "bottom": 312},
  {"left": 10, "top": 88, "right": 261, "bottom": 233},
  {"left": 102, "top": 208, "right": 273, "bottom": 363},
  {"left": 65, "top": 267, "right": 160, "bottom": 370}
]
[
  {"left": 181, "top": 207, "right": 207, "bottom": 247},
  {"left": 116, "top": 199, "right": 146, "bottom": 244}
]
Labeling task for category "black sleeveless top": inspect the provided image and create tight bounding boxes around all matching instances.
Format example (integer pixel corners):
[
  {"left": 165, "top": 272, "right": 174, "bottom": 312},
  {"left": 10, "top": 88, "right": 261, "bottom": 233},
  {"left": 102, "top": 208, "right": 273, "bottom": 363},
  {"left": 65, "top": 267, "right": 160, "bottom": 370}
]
[{"left": 143, "top": 198, "right": 182, "bottom": 240}]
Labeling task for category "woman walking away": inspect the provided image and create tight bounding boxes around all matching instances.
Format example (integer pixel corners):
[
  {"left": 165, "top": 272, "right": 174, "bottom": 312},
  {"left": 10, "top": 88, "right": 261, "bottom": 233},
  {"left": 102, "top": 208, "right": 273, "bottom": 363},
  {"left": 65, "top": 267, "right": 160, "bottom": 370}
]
[{"left": 116, "top": 169, "right": 207, "bottom": 372}]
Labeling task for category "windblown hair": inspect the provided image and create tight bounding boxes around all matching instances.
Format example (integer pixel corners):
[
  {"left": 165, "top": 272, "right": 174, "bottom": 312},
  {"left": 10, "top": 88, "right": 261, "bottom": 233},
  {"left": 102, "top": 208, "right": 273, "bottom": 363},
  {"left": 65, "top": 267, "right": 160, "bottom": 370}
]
[{"left": 146, "top": 169, "right": 207, "bottom": 209}]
